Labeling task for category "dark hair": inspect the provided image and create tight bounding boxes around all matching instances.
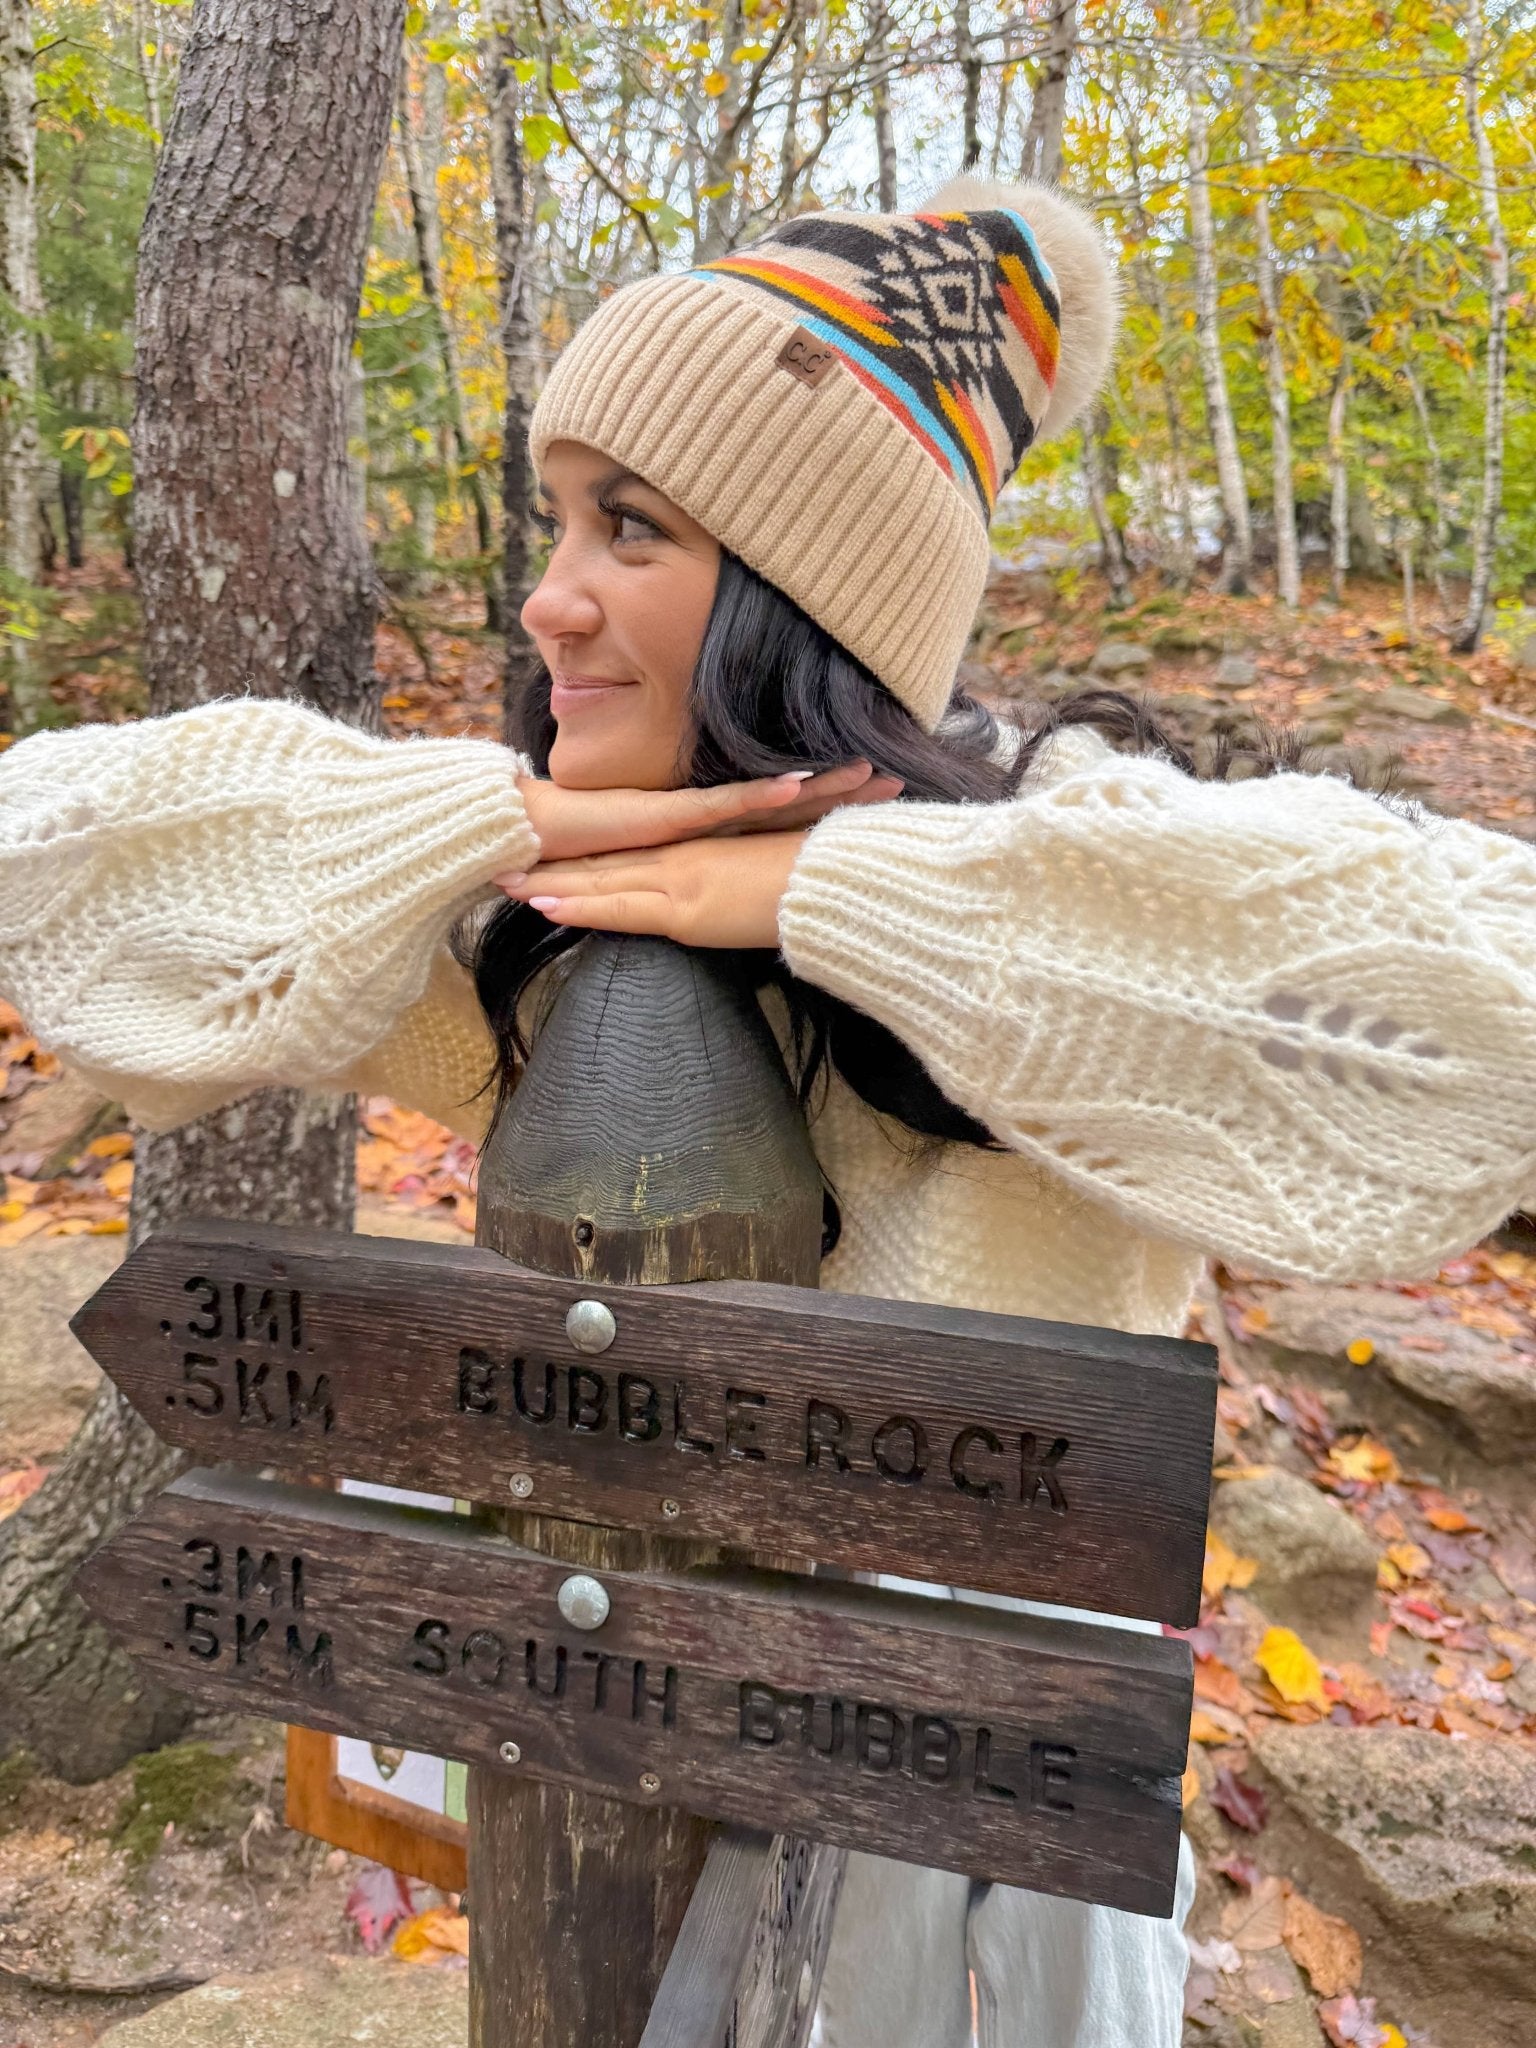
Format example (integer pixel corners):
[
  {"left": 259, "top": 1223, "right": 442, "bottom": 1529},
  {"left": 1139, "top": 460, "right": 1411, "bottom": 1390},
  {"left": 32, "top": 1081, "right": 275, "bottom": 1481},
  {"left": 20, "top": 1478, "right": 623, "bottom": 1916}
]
[{"left": 471, "top": 551, "right": 1322, "bottom": 1248}]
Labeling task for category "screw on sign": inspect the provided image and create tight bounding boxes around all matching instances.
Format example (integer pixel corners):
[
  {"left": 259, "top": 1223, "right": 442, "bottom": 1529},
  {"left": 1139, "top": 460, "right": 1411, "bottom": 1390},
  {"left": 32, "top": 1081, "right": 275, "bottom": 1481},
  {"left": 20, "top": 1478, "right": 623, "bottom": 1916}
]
[{"left": 72, "top": 936, "right": 1214, "bottom": 2048}]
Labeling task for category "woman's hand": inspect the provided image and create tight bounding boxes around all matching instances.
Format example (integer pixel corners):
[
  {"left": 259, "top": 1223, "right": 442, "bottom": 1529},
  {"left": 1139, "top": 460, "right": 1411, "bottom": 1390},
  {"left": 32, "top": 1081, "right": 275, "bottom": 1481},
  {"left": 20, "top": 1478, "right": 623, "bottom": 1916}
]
[
  {"left": 516, "top": 761, "right": 895, "bottom": 864},
  {"left": 498, "top": 832, "right": 813, "bottom": 949}
]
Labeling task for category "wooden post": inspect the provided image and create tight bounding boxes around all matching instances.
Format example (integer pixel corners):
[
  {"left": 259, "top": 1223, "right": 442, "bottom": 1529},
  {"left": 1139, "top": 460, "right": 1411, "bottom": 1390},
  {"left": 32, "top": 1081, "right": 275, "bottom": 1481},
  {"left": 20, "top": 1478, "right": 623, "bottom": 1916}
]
[{"left": 468, "top": 934, "right": 824, "bottom": 2048}]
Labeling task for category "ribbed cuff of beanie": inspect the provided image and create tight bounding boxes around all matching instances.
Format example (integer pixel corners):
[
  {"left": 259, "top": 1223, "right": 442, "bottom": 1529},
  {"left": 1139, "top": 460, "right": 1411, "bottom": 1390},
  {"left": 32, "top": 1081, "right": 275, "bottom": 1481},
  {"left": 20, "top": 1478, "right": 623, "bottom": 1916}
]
[{"left": 778, "top": 801, "right": 1009, "bottom": 1076}]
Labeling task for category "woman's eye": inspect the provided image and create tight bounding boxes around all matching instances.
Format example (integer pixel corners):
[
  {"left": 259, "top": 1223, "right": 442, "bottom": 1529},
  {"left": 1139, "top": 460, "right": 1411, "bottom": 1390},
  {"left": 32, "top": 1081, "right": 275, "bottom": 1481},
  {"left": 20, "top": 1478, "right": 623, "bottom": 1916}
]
[
  {"left": 612, "top": 504, "right": 662, "bottom": 543},
  {"left": 529, "top": 504, "right": 558, "bottom": 539}
]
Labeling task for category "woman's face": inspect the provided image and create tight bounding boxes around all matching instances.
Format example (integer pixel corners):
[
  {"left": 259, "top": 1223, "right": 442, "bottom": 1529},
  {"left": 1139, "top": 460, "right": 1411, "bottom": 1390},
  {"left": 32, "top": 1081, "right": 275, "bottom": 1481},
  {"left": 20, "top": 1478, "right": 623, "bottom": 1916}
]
[{"left": 522, "top": 440, "right": 722, "bottom": 790}]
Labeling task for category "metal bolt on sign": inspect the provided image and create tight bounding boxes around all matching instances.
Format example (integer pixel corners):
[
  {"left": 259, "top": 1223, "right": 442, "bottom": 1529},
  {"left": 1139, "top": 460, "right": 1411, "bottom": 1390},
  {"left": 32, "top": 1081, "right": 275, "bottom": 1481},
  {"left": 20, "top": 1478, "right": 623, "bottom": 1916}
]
[
  {"left": 556, "top": 1573, "right": 611, "bottom": 1632},
  {"left": 565, "top": 1299, "right": 616, "bottom": 1353},
  {"left": 499, "top": 1741, "right": 522, "bottom": 1767}
]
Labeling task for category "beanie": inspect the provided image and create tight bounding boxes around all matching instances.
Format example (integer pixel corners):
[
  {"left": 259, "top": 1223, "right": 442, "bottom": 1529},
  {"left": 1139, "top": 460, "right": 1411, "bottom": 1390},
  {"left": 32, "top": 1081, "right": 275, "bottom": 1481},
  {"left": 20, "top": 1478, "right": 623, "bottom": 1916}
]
[{"left": 530, "top": 177, "right": 1120, "bottom": 731}]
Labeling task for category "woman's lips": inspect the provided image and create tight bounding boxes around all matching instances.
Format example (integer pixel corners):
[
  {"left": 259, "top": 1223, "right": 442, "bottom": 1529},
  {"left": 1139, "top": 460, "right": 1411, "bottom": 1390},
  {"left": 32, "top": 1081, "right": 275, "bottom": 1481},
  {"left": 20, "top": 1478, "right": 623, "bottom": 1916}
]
[{"left": 550, "top": 671, "right": 636, "bottom": 717}]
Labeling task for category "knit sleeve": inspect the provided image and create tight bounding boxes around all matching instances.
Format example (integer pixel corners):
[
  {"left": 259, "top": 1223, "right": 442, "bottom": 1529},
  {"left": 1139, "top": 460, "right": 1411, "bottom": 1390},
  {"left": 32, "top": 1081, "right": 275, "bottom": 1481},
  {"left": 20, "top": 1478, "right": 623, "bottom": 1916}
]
[
  {"left": 778, "top": 744, "right": 1536, "bottom": 1284},
  {"left": 0, "top": 697, "right": 538, "bottom": 1131}
]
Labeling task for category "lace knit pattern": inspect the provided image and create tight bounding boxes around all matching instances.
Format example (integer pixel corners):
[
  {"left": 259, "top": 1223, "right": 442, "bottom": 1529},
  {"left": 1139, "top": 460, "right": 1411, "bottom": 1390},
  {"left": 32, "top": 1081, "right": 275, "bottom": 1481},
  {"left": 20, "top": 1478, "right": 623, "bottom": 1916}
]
[{"left": 2, "top": 699, "right": 1532, "bottom": 1331}]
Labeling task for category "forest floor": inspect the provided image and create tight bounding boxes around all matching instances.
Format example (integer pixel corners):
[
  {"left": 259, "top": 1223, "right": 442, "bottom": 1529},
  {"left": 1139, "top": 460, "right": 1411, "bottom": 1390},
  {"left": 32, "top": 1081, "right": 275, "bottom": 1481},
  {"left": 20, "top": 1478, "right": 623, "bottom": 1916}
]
[{"left": 1, "top": 566, "right": 1535, "bottom": 2047}]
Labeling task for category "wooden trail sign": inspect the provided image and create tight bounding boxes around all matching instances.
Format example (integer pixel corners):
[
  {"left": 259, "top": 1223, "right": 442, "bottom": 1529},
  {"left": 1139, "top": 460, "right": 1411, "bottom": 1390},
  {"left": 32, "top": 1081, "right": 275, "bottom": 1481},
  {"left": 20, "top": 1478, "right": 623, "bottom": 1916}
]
[
  {"left": 70, "top": 1220, "right": 1215, "bottom": 1625},
  {"left": 77, "top": 1466, "right": 1193, "bottom": 1915},
  {"left": 639, "top": 1832, "right": 845, "bottom": 2048}
]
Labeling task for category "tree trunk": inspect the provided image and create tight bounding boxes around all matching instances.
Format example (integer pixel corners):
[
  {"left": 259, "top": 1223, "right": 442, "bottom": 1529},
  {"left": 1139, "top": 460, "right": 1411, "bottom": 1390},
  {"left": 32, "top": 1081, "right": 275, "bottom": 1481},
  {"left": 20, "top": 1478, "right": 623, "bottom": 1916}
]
[
  {"left": 1450, "top": 0, "right": 1508, "bottom": 654},
  {"left": 1238, "top": 0, "right": 1299, "bottom": 608},
  {"left": 868, "top": 3, "right": 897, "bottom": 208},
  {"left": 1402, "top": 361, "right": 1452, "bottom": 617},
  {"left": 1, "top": 0, "right": 45, "bottom": 735},
  {"left": 59, "top": 464, "right": 84, "bottom": 568},
  {"left": 955, "top": 0, "right": 981, "bottom": 171},
  {"left": 0, "top": 0, "right": 404, "bottom": 1785},
  {"left": 132, "top": 0, "right": 165, "bottom": 146},
  {"left": 397, "top": 51, "right": 502, "bottom": 630},
  {"left": 487, "top": 9, "right": 542, "bottom": 743},
  {"left": 1083, "top": 403, "right": 1133, "bottom": 609},
  {"left": 1175, "top": 0, "right": 1251, "bottom": 595},
  {"left": 1327, "top": 363, "right": 1349, "bottom": 603},
  {"left": 134, "top": 0, "right": 403, "bottom": 721},
  {"left": 0, "top": 1092, "right": 359, "bottom": 1780},
  {"left": 1019, "top": 0, "right": 1077, "bottom": 184}
]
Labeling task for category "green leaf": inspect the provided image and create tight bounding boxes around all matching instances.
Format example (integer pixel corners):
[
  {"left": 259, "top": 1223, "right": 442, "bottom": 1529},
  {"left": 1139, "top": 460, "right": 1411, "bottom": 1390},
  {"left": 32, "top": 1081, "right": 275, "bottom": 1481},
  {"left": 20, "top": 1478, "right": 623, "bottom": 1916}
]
[
  {"left": 85, "top": 452, "right": 115, "bottom": 479},
  {"left": 422, "top": 37, "right": 459, "bottom": 62},
  {"left": 549, "top": 61, "right": 581, "bottom": 90},
  {"left": 521, "top": 112, "right": 566, "bottom": 162},
  {"left": 107, "top": 472, "right": 134, "bottom": 497}
]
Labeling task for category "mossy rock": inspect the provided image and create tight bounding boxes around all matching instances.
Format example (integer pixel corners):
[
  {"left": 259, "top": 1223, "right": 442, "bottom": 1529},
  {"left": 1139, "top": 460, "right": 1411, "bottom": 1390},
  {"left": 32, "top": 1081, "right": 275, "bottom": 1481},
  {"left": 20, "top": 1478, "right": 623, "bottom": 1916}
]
[
  {"left": 0, "top": 1749, "right": 37, "bottom": 1820},
  {"left": 1148, "top": 622, "right": 1222, "bottom": 655},
  {"left": 114, "top": 1741, "right": 248, "bottom": 1864}
]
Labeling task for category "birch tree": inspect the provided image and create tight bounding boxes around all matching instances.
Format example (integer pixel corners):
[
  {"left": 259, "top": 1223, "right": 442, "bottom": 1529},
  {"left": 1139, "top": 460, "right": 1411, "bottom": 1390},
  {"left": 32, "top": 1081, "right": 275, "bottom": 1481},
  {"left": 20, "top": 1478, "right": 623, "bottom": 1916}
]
[
  {"left": 1019, "top": 0, "right": 1078, "bottom": 185},
  {"left": 1237, "top": 0, "right": 1298, "bottom": 606},
  {"left": 1, "top": 0, "right": 43, "bottom": 732},
  {"left": 1450, "top": 0, "right": 1509, "bottom": 653},
  {"left": 1175, "top": 0, "right": 1252, "bottom": 593}
]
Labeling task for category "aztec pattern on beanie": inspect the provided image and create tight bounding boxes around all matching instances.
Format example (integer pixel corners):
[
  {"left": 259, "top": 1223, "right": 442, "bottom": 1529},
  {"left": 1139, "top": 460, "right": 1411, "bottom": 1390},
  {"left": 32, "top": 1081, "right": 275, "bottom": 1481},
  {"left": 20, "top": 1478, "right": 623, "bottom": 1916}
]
[{"left": 698, "top": 206, "right": 1061, "bottom": 520}]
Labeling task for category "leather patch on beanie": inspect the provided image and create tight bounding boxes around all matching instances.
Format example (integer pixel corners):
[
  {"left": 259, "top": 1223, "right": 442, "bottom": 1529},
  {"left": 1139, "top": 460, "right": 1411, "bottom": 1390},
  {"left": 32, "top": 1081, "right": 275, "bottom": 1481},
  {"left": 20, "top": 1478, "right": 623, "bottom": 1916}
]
[{"left": 775, "top": 325, "right": 838, "bottom": 388}]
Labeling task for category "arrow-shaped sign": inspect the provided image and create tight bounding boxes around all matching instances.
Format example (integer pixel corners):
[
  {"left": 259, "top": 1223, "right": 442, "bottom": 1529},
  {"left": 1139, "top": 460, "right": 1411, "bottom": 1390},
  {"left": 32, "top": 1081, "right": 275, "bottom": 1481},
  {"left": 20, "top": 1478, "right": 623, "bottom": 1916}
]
[
  {"left": 71, "top": 1222, "right": 1215, "bottom": 1624},
  {"left": 77, "top": 1468, "right": 1192, "bottom": 1915}
]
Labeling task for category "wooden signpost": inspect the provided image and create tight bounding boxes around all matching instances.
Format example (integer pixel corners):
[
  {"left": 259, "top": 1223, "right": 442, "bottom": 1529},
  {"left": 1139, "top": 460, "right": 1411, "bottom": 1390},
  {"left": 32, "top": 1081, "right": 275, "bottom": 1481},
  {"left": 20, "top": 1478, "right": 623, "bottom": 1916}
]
[{"left": 71, "top": 934, "right": 1217, "bottom": 2045}]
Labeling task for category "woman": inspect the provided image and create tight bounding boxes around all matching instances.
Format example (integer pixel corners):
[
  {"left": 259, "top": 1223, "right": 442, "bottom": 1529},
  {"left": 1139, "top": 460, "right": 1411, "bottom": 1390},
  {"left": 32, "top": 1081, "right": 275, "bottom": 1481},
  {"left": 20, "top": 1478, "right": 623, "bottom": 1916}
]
[{"left": 3, "top": 176, "right": 1534, "bottom": 2048}]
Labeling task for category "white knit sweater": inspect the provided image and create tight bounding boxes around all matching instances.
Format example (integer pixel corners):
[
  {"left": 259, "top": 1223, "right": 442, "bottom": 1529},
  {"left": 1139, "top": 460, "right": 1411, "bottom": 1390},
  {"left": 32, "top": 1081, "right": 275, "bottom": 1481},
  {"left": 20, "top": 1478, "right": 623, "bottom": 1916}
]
[{"left": 3, "top": 698, "right": 1533, "bottom": 1336}]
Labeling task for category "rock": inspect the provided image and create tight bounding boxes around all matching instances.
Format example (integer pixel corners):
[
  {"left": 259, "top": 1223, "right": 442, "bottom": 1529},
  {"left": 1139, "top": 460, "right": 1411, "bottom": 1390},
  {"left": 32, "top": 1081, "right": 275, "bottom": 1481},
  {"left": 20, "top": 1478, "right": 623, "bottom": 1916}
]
[
  {"left": 1255, "top": 1723, "right": 1536, "bottom": 2042},
  {"left": 96, "top": 1958, "right": 467, "bottom": 2047},
  {"left": 1214, "top": 653, "right": 1258, "bottom": 689},
  {"left": 1033, "top": 667, "right": 1079, "bottom": 697},
  {"left": 1506, "top": 1661, "right": 1536, "bottom": 1716},
  {"left": 0, "top": 1233, "right": 118, "bottom": 1461},
  {"left": 1259, "top": 2000, "right": 1327, "bottom": 2048},
  {"left": 1149, "top": 622, "right": 1221, "bottom": 656},
  {"left": 1210, "top": 1468, "right": 1378, "bottom": 1650},
  {"left": 1247, "top": 1284, "right": 1536, "bottom": 1467},
  {"left": 1088, "top": 640, "right": 1154, "bottom": 676},
  {"left": 1153, "top": 690, "right": 1220, "bottom": 732},
  {"left": 1371, "top": 683, "right": 1472, "bottom": 728},
  {"left": 1, "top": 1069, "right": 114, "bottom": 1170}
]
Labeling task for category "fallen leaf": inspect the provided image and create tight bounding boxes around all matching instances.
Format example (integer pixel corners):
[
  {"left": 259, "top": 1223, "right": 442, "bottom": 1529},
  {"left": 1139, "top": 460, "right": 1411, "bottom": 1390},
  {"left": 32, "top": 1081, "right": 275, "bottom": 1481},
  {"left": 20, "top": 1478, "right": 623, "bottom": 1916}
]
[
  {"left": 1213, "top": 1851, "right": 1261, "bottom": 1888},
  {"left": 0, "top": 1209, "right": 53, "bottom": 1247},
  {"left": 1220, "top": 1873, "right": 1286, "bottom": 1951},
  {"left": 100, "top": 1159, "right": 134, "bottom": 1199},
  {"left": 1327, "top": 1437, "right": 1401, "bottom": 1486},
  {"left": 1187, "top": 1934, "right": 1243, "bottom": 1975},
  {"left": 393, "top": 1906, "right": 469, "bottom": 1962},
  {"left": 1256, "top": 1626, "right": 1327, "bottom": 1707},
  {"left": 1210, "top": 1765, "right": 1267, "bottom": 1832},
  {"left": 345, "top": 1861, "right": 415, "bottom": 1952},
  {"left": 1424, "top": 1504, "right": 1475, "bottom": 1533},
  {"left": 1385, "top": 1540, "right": 1431, "bottom": 1579},
  {"left": 1203, "top": 1530, "right": 1260, "bottom": 1600},
  {"left": 1345, "top": 1337, "right": 1375, "bottom": 1365},
  {"left": 1181, "top": 1756, "right": 1201, "bottom": 1807},
  {"left": 1190, "top": 1707, "right": 1243, "bottom": 1744},
  {"left": 1319, "top": 1990, "right": 1386, "bottom": 2046},
  {"left": 1194, "top": 1658, "right": 1248, "bottom": 1711},
  {"left": 1283, "top": 1889, "right": 1363, "bottom": 1996},
  {"left": 85, "top": 1132, "right": 134, "bottom": 1159},
  {"left": 0, "top": 1462, "right": 47, "bottom": 1523}
]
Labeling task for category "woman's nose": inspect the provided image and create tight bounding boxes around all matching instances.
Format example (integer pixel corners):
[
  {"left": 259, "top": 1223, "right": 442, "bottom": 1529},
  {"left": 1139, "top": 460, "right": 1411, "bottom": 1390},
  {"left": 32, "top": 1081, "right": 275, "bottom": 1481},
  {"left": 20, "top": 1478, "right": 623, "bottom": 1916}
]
[{"left": 522, "top": 545, "right": 603, "bottom": 643}]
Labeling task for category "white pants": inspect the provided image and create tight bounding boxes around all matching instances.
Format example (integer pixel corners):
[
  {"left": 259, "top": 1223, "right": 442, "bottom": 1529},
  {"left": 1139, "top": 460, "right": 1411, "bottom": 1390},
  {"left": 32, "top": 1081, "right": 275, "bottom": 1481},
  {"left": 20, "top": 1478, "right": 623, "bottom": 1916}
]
[{"left": 813, "top": 1584, "right": 1196, "bottom": 2048}]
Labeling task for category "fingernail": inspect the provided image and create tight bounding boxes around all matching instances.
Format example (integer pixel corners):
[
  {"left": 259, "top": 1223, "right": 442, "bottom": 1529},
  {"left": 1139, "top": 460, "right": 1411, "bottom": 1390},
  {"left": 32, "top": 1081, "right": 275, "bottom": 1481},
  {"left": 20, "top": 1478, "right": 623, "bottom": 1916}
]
[
  {"left": 528, "top": 895, "right": 563, "bottom": 912},
  {"left": 777, "top": 769, "right": 816, "bottom": 782}
]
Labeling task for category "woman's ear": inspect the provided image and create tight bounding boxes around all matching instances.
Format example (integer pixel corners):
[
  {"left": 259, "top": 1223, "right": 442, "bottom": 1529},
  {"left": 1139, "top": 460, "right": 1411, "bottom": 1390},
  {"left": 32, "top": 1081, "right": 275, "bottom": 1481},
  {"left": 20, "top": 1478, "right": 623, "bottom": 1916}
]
[{"left": 922, "top": 175, "right": 1121, "bottom": 442}]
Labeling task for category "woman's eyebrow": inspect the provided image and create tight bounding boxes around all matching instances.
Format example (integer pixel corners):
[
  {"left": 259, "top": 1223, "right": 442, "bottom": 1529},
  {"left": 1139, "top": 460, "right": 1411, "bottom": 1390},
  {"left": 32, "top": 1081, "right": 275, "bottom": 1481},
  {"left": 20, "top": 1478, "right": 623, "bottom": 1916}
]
[{"left": 587, "top": 465, "right": 646, "bottom": 498}]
